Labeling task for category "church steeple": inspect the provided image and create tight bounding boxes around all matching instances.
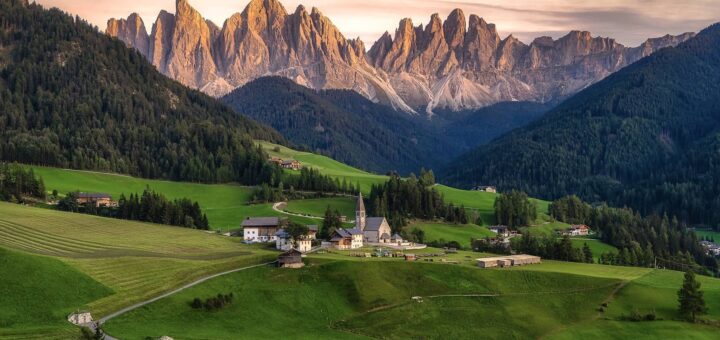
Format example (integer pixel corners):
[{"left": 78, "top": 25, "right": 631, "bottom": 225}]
[{"left": 355, "top": 192, "right": 366, "bottom": 230}]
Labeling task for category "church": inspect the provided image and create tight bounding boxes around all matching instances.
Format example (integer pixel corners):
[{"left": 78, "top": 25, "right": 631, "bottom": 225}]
[{"left": 355, "top": 193, "right": 392, "bottom": 243}]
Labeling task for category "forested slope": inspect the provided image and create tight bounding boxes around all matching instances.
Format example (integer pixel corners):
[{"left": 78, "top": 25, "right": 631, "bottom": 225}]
[
  {"left": 0, "top": 0, "right": 285, "bottom": 184},
  {"left": 442, "top": 23, "right": 720, "bottom": 227}
]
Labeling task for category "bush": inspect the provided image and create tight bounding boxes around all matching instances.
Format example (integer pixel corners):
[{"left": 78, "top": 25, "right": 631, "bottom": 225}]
[{"left": 190, "top": 293, "right": 234, "bottom": 311}]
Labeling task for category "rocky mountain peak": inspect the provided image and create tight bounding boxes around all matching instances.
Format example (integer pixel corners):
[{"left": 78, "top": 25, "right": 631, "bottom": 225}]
[{"left": 107, "top": 0, "right": 696, "bottom": 115}]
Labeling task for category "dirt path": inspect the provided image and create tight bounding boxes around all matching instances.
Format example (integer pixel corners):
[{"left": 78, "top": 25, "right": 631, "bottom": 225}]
[{"left": 272, "top": 202, "right": 355, "bottom": 223}]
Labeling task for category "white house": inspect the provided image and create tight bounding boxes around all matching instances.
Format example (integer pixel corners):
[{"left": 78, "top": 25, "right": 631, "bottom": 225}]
[
  {"left": 355, "top": 193, "right": 392, "bottom": 244},
  {"left": 276, "top": 229, "right": 313, "bottom": 252},
  {"left": 489, "top": 225, "right": 510, "bottom": 237},
  {"left": 242, "top": 217, "right": 280, "bottom": 243}
]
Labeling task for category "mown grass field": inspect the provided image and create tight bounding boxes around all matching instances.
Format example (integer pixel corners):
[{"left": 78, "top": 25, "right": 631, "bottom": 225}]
[
  {"left": 0, "top": 202, "right": 277, "bottom": 338},
  {"left": 409, "top": 221, "right": 495, "bottom": 249},
  {"left": 103, "top": 260, "right": 621, "bottom": 339},
  {"left": 695, "top": 229, "right": 720, "bottom": 241},
  {"left": 0, "top": 247, "right": 112, "bottom": 339}
]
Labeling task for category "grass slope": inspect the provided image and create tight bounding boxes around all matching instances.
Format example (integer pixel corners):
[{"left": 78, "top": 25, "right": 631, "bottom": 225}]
[
  {"left": 284, "top": 197, "right": 356, "bottom": 220},
  {"left": 0, "top": 202, "right": 276, "bottom": 318},
  {"left": 31, "top": 166, "right": 319, "bottom": 230},
  {"left": 409, "top": 222, "right": 495, "bottom": 249},
  {"left": 104, "top": 261, "right": 620, "bottom": 339},
  {"left": 0, "top": 247, "right": 112, "bottom": 339}
]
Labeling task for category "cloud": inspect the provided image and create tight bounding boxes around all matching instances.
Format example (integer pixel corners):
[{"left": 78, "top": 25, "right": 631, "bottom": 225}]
[{"left": 33, "top": 0, "right": 720, "bottom": 47}]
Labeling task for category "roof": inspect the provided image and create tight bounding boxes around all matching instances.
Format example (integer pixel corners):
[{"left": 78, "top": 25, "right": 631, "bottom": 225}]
[
  {"left": 281, "top": 160, "right": 298, "bottom": 165},
  {"left": 78, "top": 193, "right": 111, "bottom": 199},
  {"left": 334, "top": 228, "right": 363, "bottom": 238},
  {"left": 275, "top": 229, "right": 289, "bottom": 238},
  {"left": 380, "top": 233, "right": 391, "bottom": 240},
  {"left": 279, "top": 249, "right": 303, "bottom": 257},
  {"left": 392, "top": 233, "right": 403, "bottom": 240},
  {"left": 242, "top": 217, "right": 280, "bottom": 227},
  {"left": 489, "top": 225, "right": 508, "bottom": 230},
  {"left": 356, "top": 193, "right": 365, "bottom": 212},
  {"left": 364, "top": 217, "right": 387, "bottom": 231},
  {"left": 307, "top": 225, "right": 318, "bottom": 232},
  {"left": 570, "top": 225, "right": 589, "bottom": 230}
]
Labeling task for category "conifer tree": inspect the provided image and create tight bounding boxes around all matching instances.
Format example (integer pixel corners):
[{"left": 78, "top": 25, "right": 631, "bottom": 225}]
[{"left": 678, "top": 271, "right": 707, "bottom": 322}]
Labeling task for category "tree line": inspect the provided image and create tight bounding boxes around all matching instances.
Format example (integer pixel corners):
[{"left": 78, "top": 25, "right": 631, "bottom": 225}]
[
  {"left": 57, "top": 188, "right": 209, "bottom": 230},
  {"left": 550, "top": 195, "right": 718, "bottom": 275},
  {"left": 0, "top": 163, "right": 45, "bottom": 202},
  {"left": 494, "top": 190, "right": 538, "bottom": 228},
  {"left": 367, "top": 170, "right": 468, "bottom": 231}
]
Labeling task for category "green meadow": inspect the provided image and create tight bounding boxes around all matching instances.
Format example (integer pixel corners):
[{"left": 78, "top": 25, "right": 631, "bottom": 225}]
[
  {"left": 409, "top": 221, "right": 495, "bottom": 249},
  {"left": 0, "top": 247, "right": 112, "bottom": 339},
  {"left": 0, "top": 202, "right": 275, "bottom": 337},
  {"left": 283, "top": 197, "right": 357, "bottom": 219}
]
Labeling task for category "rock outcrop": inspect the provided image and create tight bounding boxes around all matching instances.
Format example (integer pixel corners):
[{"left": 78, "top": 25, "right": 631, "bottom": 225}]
[{"left": 107, "top": 0, "right": 694, "bottom": 115}]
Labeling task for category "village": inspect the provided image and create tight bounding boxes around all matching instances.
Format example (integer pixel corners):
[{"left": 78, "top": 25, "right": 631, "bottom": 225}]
[{"left": 241, "top": 193, "right": 544, "bottom": 270}]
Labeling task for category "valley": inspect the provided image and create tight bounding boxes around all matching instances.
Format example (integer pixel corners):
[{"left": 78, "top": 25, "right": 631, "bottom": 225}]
[{"left": 1, "top": 0, "right": 719, "bottom": 339}]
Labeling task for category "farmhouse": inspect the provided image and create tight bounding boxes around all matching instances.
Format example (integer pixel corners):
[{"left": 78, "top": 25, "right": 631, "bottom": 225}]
[
  {"left": 281, "top": 160, "right": 302, "bottom": 170},
  {"left": 473, "top": 186, "right": 497, "bottom": 193},
  {"left": 476, "top": 255, "right": 541, "bottom": 268},
  {"left": 567, "top": 225, "right": 590, "bottom": 236},
  {"left": 355, "top": 193, "right": 392, "bottom": 243},
  {"left": 330, "top": 228, "right": 364, "bottom": 249},
  {"left": 488, "top": 225, "right": 510, "bottom": 237},
  {"left": 242, "top": 217, "right": 280, "bottom": 243},
  {"left": 276, "top": 229, "right": 313, "bottom": 252},
  {"left": 307, "top": 225, "right": 318, "bottom": 239},
  {"left": 76, "top": 193, "right": 116, "bottom": 208},
  {"left": 278, "top": 249, "right": 304, "bottom": 268}
]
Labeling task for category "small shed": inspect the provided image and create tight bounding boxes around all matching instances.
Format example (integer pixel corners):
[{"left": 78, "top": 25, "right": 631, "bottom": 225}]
[
  {"left": 278, "top": 249, "right": 304, "bottom": 268},
  {"left": 404, "top": 254, "right": 417, "bottom": 262},
  {"left": 67, "top": 311, "right": 93, "bottom": 325}
]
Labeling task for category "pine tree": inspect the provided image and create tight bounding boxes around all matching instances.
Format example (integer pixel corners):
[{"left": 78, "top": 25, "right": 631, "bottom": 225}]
[
  {"left": 582, "top": 243, "right": 594, "bottom": 263},
  {"left": 678, "top": 270, "right": 708, "bottom": 321}
]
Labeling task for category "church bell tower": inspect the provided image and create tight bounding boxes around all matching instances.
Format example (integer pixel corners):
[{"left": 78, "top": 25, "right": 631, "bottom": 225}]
[{"left": 356, "top": 192, "right": 366, "bottom": 230}]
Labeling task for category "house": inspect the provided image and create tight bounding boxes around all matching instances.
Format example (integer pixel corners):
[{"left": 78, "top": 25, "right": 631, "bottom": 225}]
[
  {"left": 76, "top": 193, "right": 116, "bottom": 208},
  {"left": 281, "top": 160, "right": 302, "bottom": 170},
  {"left": 307, "top": 225, "right": 318, "bottom": 240},
  {"left": 700, "top": 241, "right": 720, "bottom": 256},
  {"left": 567, "top": 225, "right": 590, "bottom": 236},
  {"left": 476, "top": 255, "right": 541, "bottom": 268},
  {"left": 473, "top": 186, "right": 497, "bottom": 193},
  {"left": 269, "top": 157, "right": 283, "bottom": 166},
  {"left": 67, "top": 311, "right": 93, "bottom": 325},
  {"left": 242, "top": 217, "right": 280, "bottom": 243},
  {"left": 488, "top": 225, "right": 510, "bottom": 237},
  {"left": 330, "top": 228, "right": 364, "bottom": 249},
  {"left": 355, "top": 193, "right": 392, "bottom": 244},
  {"left": 276, "top": 229, "right": 313, "bottom": 252},
  {"left": 278, "top": 249, "right": 304, "bottom": 268}
]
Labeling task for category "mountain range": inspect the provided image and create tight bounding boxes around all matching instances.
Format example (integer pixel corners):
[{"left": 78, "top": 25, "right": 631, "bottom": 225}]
[{"left": 106, "top": 0, "right": 694, "bottom": 115}]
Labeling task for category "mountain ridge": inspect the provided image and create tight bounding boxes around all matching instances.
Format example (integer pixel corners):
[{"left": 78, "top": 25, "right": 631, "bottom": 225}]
[
  {"left": 440, "top": 22, "right": 720, "bottom": 226},
  {"left": 106, "top": 0, "right": 694, "bottom": 115}
]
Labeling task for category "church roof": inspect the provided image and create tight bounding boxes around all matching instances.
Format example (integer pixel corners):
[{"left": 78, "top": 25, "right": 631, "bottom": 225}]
[
  {"left": 365, "top": 217, "right": 387, "bottom": 231},
  {"left": 356, "top": 193, "right": 365, "bottom": 212}
]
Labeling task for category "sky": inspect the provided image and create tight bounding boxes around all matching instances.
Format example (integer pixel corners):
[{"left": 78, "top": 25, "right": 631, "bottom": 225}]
[{"left": 34, "top": 0, "right": 720, "bottom": 47}]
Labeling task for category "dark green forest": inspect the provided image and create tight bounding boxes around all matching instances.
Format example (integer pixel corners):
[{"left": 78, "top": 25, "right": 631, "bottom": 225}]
[
  {"left": 367, "top": 170, "right": 469, "bottom": 231},
  {"left": 442, "top": 23, "right": 720, "bottom": 229},
  {"left": 58, "top": 188, "right": 210, "bottom": 230},
  {"left": 0, "top": 0, "right": 285, "bottom": 184},
  {"left": 221, "top": 76, "right": 455, "bottom": 174},
  {"left": 0, "top": 162, "right": 45, "bottom": 202}
]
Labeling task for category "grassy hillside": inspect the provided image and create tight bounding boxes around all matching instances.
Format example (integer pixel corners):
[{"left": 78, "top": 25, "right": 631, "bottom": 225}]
[
  {"left": 31, "top": 166, "right": 320, "bottom": 230},
  {"left": 103, "top": 253, "right": 720, "bottom": 339},
  {"left": 103, "top": 261, "right": 620, "bottom": 339},
  {"left": 409, "top": 222, "right": 495, "bottom": 249},
  {"left": 284, "top": 197, "right": 356, "bottom": 220},
  {"left": 0, "top": 202, "right": 276, "bottom": 321},
  {"left": 0, "top": 247, "right": 112, "bottom": 339}
]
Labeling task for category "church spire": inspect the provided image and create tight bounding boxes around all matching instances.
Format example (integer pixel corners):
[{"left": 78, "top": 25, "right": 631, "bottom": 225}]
[{"left": 356, "top": 192, "right": 366, "bottom": 230}]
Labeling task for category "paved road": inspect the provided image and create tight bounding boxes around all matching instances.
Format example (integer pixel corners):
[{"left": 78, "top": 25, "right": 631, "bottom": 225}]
[{"left": 94, "top": 261, "right": 275, "bottom": 338}]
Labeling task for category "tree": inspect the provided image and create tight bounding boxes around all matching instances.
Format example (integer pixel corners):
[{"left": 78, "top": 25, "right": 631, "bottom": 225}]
[
  {"left": 320, "top": 206, "right": 342, "bottom": 240},
  {"left": 678, "top": 270, "right": 708, "bottom": 321},
  {"left": 494, "top": 190, "right": 537, "bottom": 229},
  {"left": 582, "top": 243, "right": 594, "bottom": 263},
  {"left": 286, "top": 222, "right": 309, "bottom": 247},
  {"left": 410, "top": 228, "right": 425, "bottom": 244}
]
